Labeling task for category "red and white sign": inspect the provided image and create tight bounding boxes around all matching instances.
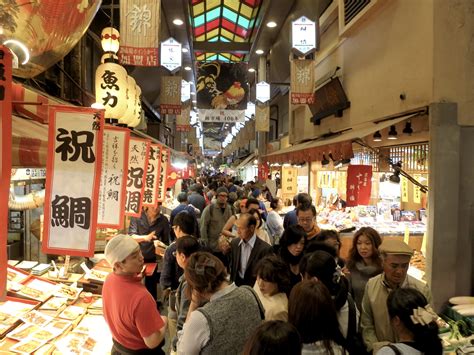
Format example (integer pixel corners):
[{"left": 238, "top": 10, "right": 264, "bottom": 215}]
[
  {"left": 157, "top": 147, "right": 169, "bottom": 202},
  {"left": 119, "top": 0, "right": 161, "bottom": 66},
  {"left": 97, "top": 126, "right": 130, "bottom": 228},
  {"left": 43, "top": 106, "right": 104, "bottom": 257},
  {"left": 0, "top": 46, "right": 13, "bottom": 298},
  {"left": 346, "top": 165, "right": 372, "bottom": 207},
  {"left": 125, "top": 138, "right": 150, "bottom": 216},
  {"left": 142, "top": 143, "right": 161, "bottom": 207}
]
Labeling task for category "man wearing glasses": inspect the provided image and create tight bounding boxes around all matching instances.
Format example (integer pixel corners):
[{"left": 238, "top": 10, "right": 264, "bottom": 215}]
[
  {"left": 199, "top": 186, "right": 234, "bottom": 252},
  {"left": 296, "top": 203, "right": 320, "bottom": 241}
]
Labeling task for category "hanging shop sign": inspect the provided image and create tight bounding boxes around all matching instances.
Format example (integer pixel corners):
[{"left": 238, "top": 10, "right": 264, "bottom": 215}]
[
  {"left": 196, "top": 62, "right": 248, "bottom": 110},
  {"left": 346, "top": 165, "right": 372, "bottom": 207},
  {"left": 97, "top": 126, "right": 129, "bottom": 229},
  {"left": 256, "top": 81, "right": 270, "bottom": 103},
  {"left": 290, "top": 59, "right": 315, "bottom": 105},
  {"left": 181, "top": 80, "right": 191, "bottom": 103},
  {"left": 256, "top": 104, "right": 270, "bottom": 132},
  {"left": 161, "top": 38, "right": 182, "bottom": 72},
  {"left": 125, "top": 138, "right": 150, "bottom": 217},
  {"left": 157, "top": 147, "right": 169, "bottom": 202},
  {"left": 43, "top": 106, "right": 104, "bottom": 257},
  {"left": 291, "top": 16, "right": 318, "bottom": 56},
  {"left": 401, "top": 176, "right": 409, "bottom": 203},
  {"left": 0, "top": 46, "right": 13, "bottom": 296},
  {"left": 166, "top": 163, "right": 183, "bottom": 189},
  {"left": 95, "top": 62, "right": 128, "bottom": 120},
  {"left": 258, "top": 162, "right": 270, "bottom": 181},
  {"left": 119, "top": 0, "right": 161, "bottom": 66},
  {"left": 160, "top": 76, "right": 182, "bottom": 115},
  {"left": 413, "top": 174, "right": 422, "bottom": 204},
  {"left": 143, "top": 143, "right": 161, "bottom": 207},
  {"left": 281, "top": 167, "right": 298, "bottom": 198},
  {"left": 198, "top": 109, "right": 245, "bottom": 123},
  {"left": 309, "top": 77, "right": 351, "bottom": 125},
  {"left": 176, "top": 103, "right": 191, "bottom": 132}
]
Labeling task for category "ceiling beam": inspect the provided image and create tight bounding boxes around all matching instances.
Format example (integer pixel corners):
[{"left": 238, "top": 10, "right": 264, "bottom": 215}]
[{"left": 192, "top": 41, "right": 251, "bottom": 53}]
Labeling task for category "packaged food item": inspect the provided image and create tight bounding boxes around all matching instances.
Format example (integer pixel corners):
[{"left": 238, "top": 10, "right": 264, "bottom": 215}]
[
  {"left": 58, "top": 306, "right": 85, "bottom": 320},
  {"left": 21, "top": 310, "right": 53, "bottom": 327},
  {"left": 9, "top": 338, "right": 45, "bottom": 354},
  {"left": 7, "top": 323, "right": 39, "bottom": 341}
]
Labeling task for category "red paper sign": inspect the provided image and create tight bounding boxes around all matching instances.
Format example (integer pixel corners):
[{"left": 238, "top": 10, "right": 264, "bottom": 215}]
[
  {"left": 346, "top": 165, "right": 373, "bottom": 207},
  {"left": 0, "top": 46, "right": 13, "bottom": 298},
  {"left": 258, "top": 162, "right": 270, "bottom": 181},
  {"left": 142, "top": 143, "right": 161, "bottom": 208},
  {"left": 166, "top": 162, "right": 182, "bottom": 189},
  {"left": 43, "top": 106, "right": 104, "bottom": 257}
]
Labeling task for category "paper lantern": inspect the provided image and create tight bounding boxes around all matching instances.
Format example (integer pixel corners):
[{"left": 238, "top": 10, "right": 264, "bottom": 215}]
[
  {"left": 95, "top": 62, "right": 128, "bottom": 120},
  {"left": 101, "top": 27, "right": 120, "bottom": 54},
  {"left": 121, "top": 75, "right": 136, "bottom": 125},
  {"left": 129, "top": 85, "right": 142, "bottom": 128}
]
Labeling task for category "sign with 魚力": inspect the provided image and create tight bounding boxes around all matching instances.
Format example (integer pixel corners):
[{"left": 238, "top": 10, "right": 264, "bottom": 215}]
[
  {"left": 161, "top": 38, "right": 182, "bottom": 72},
  {"left": 43, "top": 107, "right": 104, "bottom": 257},
  {"left": 142, "top": 143, "right": 161, "bottom": 207},
  {"left": 292, "top": 16, "right": 318, "bottom": 56},
  {"left": 125, "top": 138, "right": 150, "bottom": 217},
  {"left": 97, "top": 126, "right": 129, "bottom": 228}
]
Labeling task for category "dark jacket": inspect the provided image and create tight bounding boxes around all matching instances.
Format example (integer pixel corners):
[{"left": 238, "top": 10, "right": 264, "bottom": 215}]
[
  {"left": 129, "top": 211, "right": 170, "bottom": 260},
  {"left": 283, "top": 209, "right": 298, "bottom": 230},
  {"left": 229, "top": 236, "right": 273, "bottom": 287},
  {"left": 188, "top": 192, "right": 206, "bottom": 213}
]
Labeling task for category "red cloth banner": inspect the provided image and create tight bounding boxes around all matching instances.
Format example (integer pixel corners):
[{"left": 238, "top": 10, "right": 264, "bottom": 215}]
[
  {"left": 157, "top": 147, "right": 169, "bottom": 202},
  {"left": 125, "top": 138, "right": 150, "bottom": 217},
  {"left": 258, "top": 162, "right": 269, "bottom": 181},
  {"left": 119, "top": 0, "right": 161, "bottom": 66},
  {"left": 142, "top": 143, "right": 161, "bottom": 207},
  {"left": 43, "top": 106, "right": 104, "bottom": 257},
  {"left": 346, "top": 165, "right": 372, "bottom": 207},
  {"left": 166, "top": 163, "right": 183, "bottom": 189},
  {"left": 97, "top": 126, "right": 130, "bottom": 229},
  {"left": 0, "top": 46, "right": 12, "bottom": 298}
]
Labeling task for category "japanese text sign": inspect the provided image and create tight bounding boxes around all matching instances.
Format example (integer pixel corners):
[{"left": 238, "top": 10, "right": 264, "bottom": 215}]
[
  {"left": 119, "top": 0, "right": 161, "bottom": 66},
  {"left": 161, "top": 38, "right": 182, "bottom": 72},
  {"left": 181, "top": 80, "right": 191, "bottom": 103},
  {"left": 157, "top": 147, "right": 169, "bottom": 202},
  {"left": 282, "top": 167, "right": 298, "bottom": 199},
  {"left": 346, "top": 165, "right": 372, "bottom": 207},
  {"left": 291, "top": 59, "right": 315, "bottom": 105},
  {"left": 43, "top": 107, "right": 104, "bottom": 257},
  {"left": 292, "top": 16, "right": 318, "bottom": 56},
  {"left": 0, "top": 46, "right": 13, "bottom": 297},
  {"left": 256, "top": 104, "right": 270, "bottom": 132},
  {"left": 256, "top": 81, "right": 270, "bottom": 103},
  {"left": 160, "top": 76, "right": 182, "bottom": 115},
  {"left": 176, "top": 103, "right": 191, "bottom": 132},
  {"left": 97, "top": 127, "right": 130, "bottom": 228},
  {"left": 142, "top": 143, "right": 161, "bottom": 207},
  {"left": 125, "top": 138, "right": 150, "bottom": 217},
  {"left": 198, "top": 109, "right": 245, "bottom": 123}
]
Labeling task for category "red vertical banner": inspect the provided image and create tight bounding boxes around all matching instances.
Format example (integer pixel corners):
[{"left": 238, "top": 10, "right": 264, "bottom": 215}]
[
  {"left": 0, "top": 46, "right": 12, "bottom": 299},
  {"left": 157, "top": 147, "right": 169, "bottom": 202},
  {"left": 125, "top": 138, "right": 150, "bottom": 217},
  {"left": 166, "top": 162, "right": 183, "bottom": 189},
  {"left": 346, "top": 165, "right": 373, "bottom": 207},
  {"left": 97, "top": 126, "right": 130, "bottom": 229},
  {"left": 43, "top": 106, "right": 104, "bottom": 257},
  {"left": 142, "top": 143, "right": 161, "bottom": 207},
  {"left": 258, "top": 162, "right": 269, "bottom": 181}
]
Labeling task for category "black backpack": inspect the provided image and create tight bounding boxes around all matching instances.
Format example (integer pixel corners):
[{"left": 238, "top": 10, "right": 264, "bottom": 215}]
[{"left": 346, "top": 294, "right": 370, "bottom": 355}]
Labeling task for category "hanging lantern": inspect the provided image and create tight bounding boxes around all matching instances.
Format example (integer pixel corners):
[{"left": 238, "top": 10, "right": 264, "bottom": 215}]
[
  {"left": 101, "top": 27, "right": 120, "bottom": 54},
  {"left": 129, "top": 84, "right": 142, "bottom": 128},
  {"left": 95, "top": 61, "right": 128, "bottom": 121},
  {"left": 121, "top": 75, "right": 136, "bottom": 126}
]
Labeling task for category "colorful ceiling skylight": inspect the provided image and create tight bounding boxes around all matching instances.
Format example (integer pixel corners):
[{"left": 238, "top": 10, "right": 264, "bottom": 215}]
[{"left": 189, "top": 0, "right": 262, "bottom": 62}]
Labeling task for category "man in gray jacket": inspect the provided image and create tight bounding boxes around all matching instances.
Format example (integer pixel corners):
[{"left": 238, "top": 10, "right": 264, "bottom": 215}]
[{"left": 199, "top": 186, "right": 234, "bottom": 251}]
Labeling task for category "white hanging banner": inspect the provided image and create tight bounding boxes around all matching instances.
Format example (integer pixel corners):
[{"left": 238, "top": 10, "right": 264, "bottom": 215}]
[
  {"left": 97, "top": 126, "right": 130, "bottom": 228},
  {"left": 43, "top": 106, "right": 104, "bottom": 257},
  {"left": 198, "top": 109, "right": 245, "bottom": 123},
  {"left": 125, "top": 138, "right": 150, "bottom": 217},
  {"left": 181, "top": 80, "right": 191, "bottom": 102},
  {"left": 256, "top": 81, "right": 270, "bottom": 103},
  {"left": 160, "top": 37, "right": 182, "bottom": 72},
  {"left": 291, "top": 16, "right": 318, "bottom": 56},
  {"left": 142, "top": 143, "right": 161, "bottom": 207},
  {"left": 157, "top": 147, "right": 169, "bottom": 202}
]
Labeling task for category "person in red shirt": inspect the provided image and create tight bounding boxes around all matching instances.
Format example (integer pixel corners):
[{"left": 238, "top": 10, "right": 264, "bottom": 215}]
[{"left": 103, "top": 234, "right": 167, "bottom": 354}]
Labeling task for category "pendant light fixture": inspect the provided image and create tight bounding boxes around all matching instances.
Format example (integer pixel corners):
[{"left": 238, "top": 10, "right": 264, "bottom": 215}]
[
  {"left": 373, "top": 130, "right": 382, "bottom": 142},
  {"left": 387, "top": 125, "right": 398, "bottom": 140},
  {"left": 402, "top": 120, "right": 413, "bottom": 135}
]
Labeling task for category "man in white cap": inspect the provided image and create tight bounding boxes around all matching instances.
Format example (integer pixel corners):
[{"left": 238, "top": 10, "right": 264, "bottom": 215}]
[
  {"left": 103, "top": 234, "right": 167, "bottom": 354},
  {"left": 360, "top": 239, "right": 432, "bottom": 353}
]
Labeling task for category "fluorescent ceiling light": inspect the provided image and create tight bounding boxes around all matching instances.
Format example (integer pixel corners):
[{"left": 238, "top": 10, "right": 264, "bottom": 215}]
[
  {"left": 255, "top": 49, "right": 264, "bottom": 55},
  {"left": 266, "top": 21, "right": 277, "bottom": 28},
  {"left": 173, "top": 19, "right": 184, "bottom": 26}
]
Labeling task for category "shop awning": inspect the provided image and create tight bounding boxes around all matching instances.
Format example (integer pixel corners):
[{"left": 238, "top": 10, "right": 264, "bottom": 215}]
[
  {"left": 235, "top": 153, "right": 256, "bottom": 170},
  {"left": 12, "top": 115, "right": 49, "bottom": 167},
  {"left": 264, "top": 116, "right": 411, "bottom": 164}
]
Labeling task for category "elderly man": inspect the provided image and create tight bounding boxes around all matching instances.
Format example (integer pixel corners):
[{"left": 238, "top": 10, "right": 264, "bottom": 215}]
[
  {"left": 360, "top": 239, "right": 432, "bottom": 353},
  {"left": 283, "top": 193, "right": 312, "bottom": 229},
  {"left": 103, "top": 235, "right": 167, "bottom": 354},
  {"left": 229, "top": 213, "right": 273, "bottom": 286},
  {"left": 296, "top": 203, "right": 320, "bottom": 240}
]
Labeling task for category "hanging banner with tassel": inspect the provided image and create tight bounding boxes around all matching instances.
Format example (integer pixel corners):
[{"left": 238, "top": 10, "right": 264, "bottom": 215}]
[
  {"left": 290, "top": 59, "right": 315, "bottom": 105},
  {"left": 256, "top": 104, "right": 270, "bottom": 132}
]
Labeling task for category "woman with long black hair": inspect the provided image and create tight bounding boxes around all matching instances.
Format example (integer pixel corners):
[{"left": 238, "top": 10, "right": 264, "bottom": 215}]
[{"left": 277, "top": 225, "right": 307, "bottom": 290}]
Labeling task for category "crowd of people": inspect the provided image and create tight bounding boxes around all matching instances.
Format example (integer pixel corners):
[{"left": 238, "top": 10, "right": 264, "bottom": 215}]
[{"left": 102, "top": 174, "right": 442, "bottom": 355}]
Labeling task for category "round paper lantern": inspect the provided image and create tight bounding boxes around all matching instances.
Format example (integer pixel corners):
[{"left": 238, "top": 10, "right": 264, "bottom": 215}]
[
  {"left": 101, "top": 27, "right": 120, "bottom": 54},
  {"left": 129, "top": 84, "right": 142, "bottom": 128},
  {"left": 121, "top": 75, "right": 136, "bottom": 126},
  {"left": 95, "top": 62, "right": 128, "bottom": 120}
]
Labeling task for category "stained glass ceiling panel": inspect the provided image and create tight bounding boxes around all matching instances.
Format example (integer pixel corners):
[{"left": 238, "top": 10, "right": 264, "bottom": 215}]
[{"left": 189, "top": 0, "right": 262, "bottom": 62}]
